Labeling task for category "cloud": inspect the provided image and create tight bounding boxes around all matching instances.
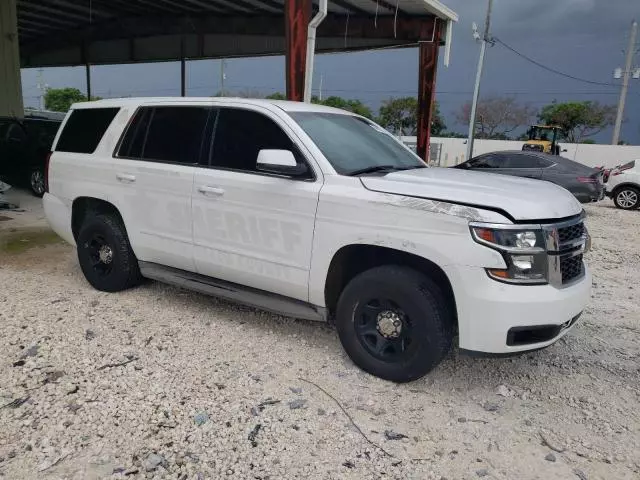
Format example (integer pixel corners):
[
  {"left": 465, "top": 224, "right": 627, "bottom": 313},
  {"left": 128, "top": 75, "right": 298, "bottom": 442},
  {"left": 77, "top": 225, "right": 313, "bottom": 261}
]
[{"left": 446, "top": 0, "right": 637, "bottom": 37}]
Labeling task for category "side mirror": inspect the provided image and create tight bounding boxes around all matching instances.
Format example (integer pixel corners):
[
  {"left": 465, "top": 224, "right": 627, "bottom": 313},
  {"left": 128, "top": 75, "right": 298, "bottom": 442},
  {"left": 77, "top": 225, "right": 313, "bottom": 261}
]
[{"left": 257, "top": 149, "right": 307, "bottom": 177}]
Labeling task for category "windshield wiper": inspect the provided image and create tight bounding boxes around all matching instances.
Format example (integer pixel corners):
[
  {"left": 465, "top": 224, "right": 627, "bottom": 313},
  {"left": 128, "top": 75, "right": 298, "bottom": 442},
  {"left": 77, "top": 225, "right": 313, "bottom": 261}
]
[{"left": 348, "top": 165, "right": 424, "bottom": 176}]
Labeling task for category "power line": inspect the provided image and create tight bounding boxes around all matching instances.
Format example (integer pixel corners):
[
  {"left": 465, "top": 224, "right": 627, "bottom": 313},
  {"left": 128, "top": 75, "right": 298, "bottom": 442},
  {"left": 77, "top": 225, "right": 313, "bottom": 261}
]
[{"left": 493, "top": 37, "right": 620, "bottom": 87}]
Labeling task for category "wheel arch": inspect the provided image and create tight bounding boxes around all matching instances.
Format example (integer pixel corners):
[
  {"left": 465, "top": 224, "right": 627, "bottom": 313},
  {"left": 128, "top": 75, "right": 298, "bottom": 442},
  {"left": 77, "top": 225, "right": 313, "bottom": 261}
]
[
  {"left": 71, "top": 197, "right": 125, "bottom": 241},
  {"left": 324, "top": 244, "right": 457, "bottom": 329},
  {"left": 611, "top": 182, "right": 640, "bottom": 196}
]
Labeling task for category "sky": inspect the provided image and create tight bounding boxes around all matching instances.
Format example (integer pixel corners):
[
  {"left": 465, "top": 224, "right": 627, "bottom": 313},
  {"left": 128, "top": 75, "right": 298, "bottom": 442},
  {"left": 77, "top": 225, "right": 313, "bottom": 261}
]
[{"left": 20, "top": 0, "right": 640, "bottom": 144}]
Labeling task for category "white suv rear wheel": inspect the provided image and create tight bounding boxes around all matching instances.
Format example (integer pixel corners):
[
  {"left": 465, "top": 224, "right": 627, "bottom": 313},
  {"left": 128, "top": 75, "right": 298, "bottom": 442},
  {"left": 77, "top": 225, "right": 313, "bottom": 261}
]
[{"left": 614, "top": 187, "right": 640, "bottom": 210}]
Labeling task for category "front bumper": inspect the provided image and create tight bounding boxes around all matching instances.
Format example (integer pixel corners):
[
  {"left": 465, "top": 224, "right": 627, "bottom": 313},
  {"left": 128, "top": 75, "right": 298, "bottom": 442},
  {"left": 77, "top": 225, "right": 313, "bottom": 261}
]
[{"left": 449, "top": 264, "right": 591, "bottom": 353}]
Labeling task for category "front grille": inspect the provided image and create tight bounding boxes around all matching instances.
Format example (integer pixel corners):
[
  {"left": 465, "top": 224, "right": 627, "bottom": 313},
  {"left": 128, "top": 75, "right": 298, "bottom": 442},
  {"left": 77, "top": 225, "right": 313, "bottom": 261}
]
[
  {"left": 558, "top": 222, "right": 584, "bottom": 245},
  {"left": 561, "top": 254, "right": 584, "bottom": 284}
]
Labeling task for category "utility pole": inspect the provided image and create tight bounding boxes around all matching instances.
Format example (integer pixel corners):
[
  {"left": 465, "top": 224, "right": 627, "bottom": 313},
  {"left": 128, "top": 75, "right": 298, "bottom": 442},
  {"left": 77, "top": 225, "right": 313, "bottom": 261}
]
[
  {"left": 319, "top": 74, "right": 324, "bottom": 101},
  {"left": 219, "top": 59, "right": 226, "bottom": 97},
  {"left": 466, "top": 0, "right": 494, "bottom": 160},
  {"left": 36, "top": 68, "right": 47, "bottom": 111},
  {"left": 612, "top": 20, "right": 638, "bottom": 145}
]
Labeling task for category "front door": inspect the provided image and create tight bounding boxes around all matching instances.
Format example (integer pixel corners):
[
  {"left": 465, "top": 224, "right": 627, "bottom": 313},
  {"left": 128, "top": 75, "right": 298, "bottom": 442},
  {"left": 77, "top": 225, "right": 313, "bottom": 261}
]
[{"left": 192, "top": 106, "right": 321, "bottom": 301}]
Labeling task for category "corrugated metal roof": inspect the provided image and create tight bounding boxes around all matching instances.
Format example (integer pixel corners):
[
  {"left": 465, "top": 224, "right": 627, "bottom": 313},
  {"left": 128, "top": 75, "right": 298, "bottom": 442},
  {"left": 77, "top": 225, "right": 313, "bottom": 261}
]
[
  {"left": 17, "top": 0, "right": 457, "bottom": 67},
  {"left": 17, "top": 0, "right": 457, "bottom": 42}
]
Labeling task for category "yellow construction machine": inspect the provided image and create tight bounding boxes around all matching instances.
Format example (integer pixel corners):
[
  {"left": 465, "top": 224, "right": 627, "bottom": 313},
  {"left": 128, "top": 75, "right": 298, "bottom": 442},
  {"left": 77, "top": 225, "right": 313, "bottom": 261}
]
[{"left": 522, "top": 125, "right": 562, "bottom": 155}]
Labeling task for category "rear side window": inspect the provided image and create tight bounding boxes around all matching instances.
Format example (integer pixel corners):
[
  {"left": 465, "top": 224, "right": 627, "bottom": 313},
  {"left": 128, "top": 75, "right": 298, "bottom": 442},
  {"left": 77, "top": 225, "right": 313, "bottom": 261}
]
[
  {"left": 527, "top": 156, "right": 555, "bottom": 168},
  {"left": 118, "top": 106, "right": 211, "bottom": 164},
  {"left": 467, "top": 154, "right": 501, "bottom": 169},
  {"left": 503, "top": 155, "right": 544, "bottom": 169},
  {"left": 6, "top": 123, "right": 27, "bottom": 142},
  {"left": 56, "top": 108, "right": 119, "bottom": 153},
  {"left": 24, "top": 120, "right": 61, "bottom": 149}
]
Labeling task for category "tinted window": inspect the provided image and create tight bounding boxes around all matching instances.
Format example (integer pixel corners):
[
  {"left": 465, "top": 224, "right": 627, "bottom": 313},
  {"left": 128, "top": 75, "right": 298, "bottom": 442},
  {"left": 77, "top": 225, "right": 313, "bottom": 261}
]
[
  {"left": 144, "top": 107, "right": 210, "bottom": 164},
  {"left": 290, "top": 112, "right": 422, "bottom": 175},
  {"left": 502, "top": 154, "right": 544, "bottom": 169},
  {"left": 466, "top": 154, "right": 502, "bottom": 169},
  {"left": 56, "top": 108, "right": 119, "bottom": 153},
  {"left": 24, "top": 120, "right": 61, "bottom": 149},
  {"left": 119, "top": 107, "right": 210, "bottom": 164},
  {"left": 6, "top": 123, "right": 26, "bottom": 142},
  {"left": 0, "top": 121, "right": 10, "bottom": 138},
  {"left": 210, "top": 108, "right": 302, "bottom": 173},
  {"left": 118, "top": 108, "right": 152, "bottom": 158},
  {"left": 526, "top": 155, "right": 554, "bottom": 168}
]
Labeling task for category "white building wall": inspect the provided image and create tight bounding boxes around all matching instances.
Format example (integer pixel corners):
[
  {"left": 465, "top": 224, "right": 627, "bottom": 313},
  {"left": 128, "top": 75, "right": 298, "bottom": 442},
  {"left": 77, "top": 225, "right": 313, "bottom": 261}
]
[{"left": 402, "top": 137, "right": 640, "bottom": 169}]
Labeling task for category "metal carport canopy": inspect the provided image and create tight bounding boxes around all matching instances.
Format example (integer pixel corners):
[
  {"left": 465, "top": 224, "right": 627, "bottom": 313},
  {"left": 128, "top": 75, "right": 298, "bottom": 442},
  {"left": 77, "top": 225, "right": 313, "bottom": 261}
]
[{"left": 17, "top": 0, "right": 458, "bottom": 68}]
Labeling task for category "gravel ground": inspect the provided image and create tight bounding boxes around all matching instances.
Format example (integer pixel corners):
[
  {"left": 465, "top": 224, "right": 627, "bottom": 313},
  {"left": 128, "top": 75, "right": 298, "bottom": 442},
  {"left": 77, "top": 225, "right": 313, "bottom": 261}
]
[{"left": 0, "top": 202, "right": 638, "bottom": 480}]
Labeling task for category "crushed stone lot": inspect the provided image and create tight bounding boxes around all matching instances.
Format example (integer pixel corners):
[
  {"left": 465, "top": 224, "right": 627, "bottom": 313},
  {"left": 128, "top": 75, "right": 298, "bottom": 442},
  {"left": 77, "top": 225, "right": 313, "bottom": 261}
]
[{"left": 0, "top": 202, "right": 638, "bottom": 480}]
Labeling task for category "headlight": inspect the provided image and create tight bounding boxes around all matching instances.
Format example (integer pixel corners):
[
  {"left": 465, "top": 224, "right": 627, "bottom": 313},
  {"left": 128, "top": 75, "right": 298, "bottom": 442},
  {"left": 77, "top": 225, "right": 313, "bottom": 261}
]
[{"left": 470, "top": 224, "right": 548, "bottom": 285}]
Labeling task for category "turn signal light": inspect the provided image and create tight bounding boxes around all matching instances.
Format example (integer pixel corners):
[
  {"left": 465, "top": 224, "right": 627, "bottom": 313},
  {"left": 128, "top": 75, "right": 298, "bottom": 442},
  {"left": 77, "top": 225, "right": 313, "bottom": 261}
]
[
  {"left": 487, "top": 269, "right": 510, "bottom": 279},
  {"left": 474, "top": 228, "right": 495, "bottom": 243}
]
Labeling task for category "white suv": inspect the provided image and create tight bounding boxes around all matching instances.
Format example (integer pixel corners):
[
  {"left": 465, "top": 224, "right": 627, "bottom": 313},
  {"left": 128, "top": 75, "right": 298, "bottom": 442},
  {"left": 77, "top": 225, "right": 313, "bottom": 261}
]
[
  {"left": 605, "top": 161, "right": 639, "bottom": 210},
  {"left": 44, "top": 98, "right": 591, "bottom": 382}
]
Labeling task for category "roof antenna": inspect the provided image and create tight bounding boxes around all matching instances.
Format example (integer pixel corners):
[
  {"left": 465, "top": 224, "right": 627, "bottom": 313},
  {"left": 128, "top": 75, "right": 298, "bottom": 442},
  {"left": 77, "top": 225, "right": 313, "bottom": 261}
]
[
  {"left": 89, "top": 0, "right": 92, "bottom": 23},
  {"left": 375, "top": 0, "right": 379, "bottom": 28},
  {"left": 394, "top": 0, "right": 399, "bottom": 38}
]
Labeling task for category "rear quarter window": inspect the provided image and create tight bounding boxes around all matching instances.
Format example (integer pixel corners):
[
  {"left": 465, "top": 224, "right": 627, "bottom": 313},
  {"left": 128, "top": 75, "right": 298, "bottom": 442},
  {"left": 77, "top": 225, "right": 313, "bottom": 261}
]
[{"left": 55, "top": 108, "right": 120, "bottom": 154}]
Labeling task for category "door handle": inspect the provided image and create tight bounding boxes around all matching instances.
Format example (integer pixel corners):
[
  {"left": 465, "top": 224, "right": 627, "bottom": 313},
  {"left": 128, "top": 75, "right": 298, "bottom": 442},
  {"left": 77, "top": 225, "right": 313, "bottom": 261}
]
[
  {"left": 116, "top": 173, "right": 136, "bottom": 183},
  {"left": 198, "top": 185, "right": 225, "bottom": 196}
]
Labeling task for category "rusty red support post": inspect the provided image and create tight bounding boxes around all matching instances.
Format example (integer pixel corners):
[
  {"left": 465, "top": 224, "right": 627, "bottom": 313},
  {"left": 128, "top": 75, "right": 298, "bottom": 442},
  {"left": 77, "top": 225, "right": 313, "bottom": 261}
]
[
  {"left": 285, "top": 0, "right": 311, "bottom": 101},
  {"left": 417, "top": 21, "right": 441, "bottom": 163}
]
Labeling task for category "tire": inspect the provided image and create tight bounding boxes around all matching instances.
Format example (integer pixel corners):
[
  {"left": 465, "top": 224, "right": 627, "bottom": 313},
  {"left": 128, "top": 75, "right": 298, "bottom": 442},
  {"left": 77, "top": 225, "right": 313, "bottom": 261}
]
[
  {"left": 613, "top": 186, "right": 640, "bottom": 210},
  {"left": 335, "top": 265, "right": 454, "bottom": 383},
  {"left": 76, "top": 213, "right": 142, "bottom": 292},
  {"left": 29, "top": 169, "right": 45, "bottom": 197}
]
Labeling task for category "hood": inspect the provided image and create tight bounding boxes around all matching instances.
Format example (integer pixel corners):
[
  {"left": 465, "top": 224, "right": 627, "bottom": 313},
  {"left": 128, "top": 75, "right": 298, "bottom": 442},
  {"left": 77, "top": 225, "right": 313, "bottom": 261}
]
[{"left": 361, "top": 167, "right": 582, "bottom": 221}]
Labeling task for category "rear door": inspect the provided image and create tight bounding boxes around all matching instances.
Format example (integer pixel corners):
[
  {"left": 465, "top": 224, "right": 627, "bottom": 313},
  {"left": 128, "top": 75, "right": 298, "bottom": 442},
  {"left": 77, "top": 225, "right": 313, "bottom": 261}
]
[
  {"left": 192, "top": 105, "right": 321, "bottom": 301},
  {"left": 111, "top": 105, "right": 212, "bottom": 271}
]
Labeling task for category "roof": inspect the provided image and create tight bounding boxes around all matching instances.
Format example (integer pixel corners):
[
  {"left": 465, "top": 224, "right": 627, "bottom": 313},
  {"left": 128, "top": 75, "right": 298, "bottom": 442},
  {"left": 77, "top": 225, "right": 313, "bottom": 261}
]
[
  {"left": 17, "top": 0, "right": 458, "bottom": 68},
  {"left": 70, "top": 96, "right": 358, "bottom": 115}
]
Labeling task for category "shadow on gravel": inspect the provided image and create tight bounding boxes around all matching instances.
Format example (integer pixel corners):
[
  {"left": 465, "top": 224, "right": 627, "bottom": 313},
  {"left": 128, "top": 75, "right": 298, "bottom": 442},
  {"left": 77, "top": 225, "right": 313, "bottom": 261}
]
[{"left": 139, "top": 278, "right": 572, "bottom": 389}]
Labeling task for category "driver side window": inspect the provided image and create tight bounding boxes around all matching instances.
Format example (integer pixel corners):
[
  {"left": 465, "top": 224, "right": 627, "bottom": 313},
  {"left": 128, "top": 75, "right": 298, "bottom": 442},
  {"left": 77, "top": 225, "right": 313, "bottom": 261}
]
[{"left": 209, "top": 108, "right": 312, "bottom": 179}]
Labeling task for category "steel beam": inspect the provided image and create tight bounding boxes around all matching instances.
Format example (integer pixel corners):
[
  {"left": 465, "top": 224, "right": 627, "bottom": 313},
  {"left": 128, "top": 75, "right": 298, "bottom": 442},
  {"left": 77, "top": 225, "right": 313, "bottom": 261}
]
[
  {"left": 285, "top": 0, "right": 311, "bottom": 101},
  {"left": 1, "top": 0, "right": 24, "bottom": 117},
  {"left": 416, "top": 20, "right": 441, "bottom": 162}
]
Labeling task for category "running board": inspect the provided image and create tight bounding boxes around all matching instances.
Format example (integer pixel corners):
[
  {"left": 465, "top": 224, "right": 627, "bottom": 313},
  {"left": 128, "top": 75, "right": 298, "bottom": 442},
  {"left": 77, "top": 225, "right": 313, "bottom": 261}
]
[{"left": 138, "top": 261, "right": 327, "bottom": 323}]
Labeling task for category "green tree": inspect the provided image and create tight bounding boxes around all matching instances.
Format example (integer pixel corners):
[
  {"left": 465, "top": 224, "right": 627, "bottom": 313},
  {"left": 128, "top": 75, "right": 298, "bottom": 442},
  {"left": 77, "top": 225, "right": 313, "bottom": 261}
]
[
  {"left": 538, "top": 101, "right": 616, "bottom": 143},
  {"left": 377, "top": 98, "right": 446, "bottom": 136},
  {"left": 44, "top": 87, "right": 100, "bottom": 112},
  {"left": 265, "top": 93, "right": 374, "bottom": 119},
  {"left": 378, "top": 97, "right": 418, "bottom": 135},
  {"left": 314, "top": 96, "right": 374, "bottom": 119}
]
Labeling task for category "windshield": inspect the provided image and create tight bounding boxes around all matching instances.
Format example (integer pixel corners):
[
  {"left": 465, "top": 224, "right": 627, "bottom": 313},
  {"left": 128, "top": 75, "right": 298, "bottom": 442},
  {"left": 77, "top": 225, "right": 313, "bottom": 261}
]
[
  {"left": 289, "top": 112, "right": 425, "bottom": 175},
  {"left": 530, "top": 127, "right": 556, "bottom": 142}
]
